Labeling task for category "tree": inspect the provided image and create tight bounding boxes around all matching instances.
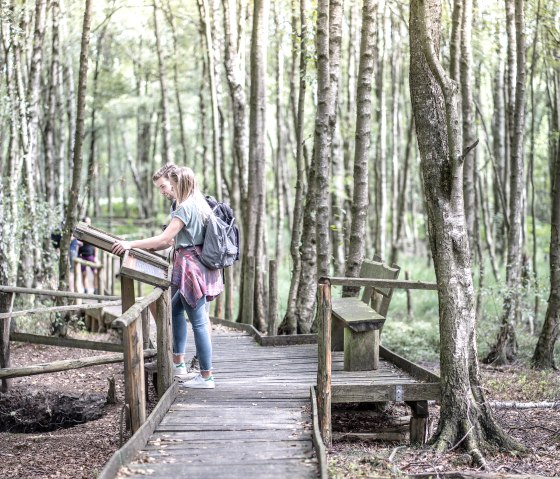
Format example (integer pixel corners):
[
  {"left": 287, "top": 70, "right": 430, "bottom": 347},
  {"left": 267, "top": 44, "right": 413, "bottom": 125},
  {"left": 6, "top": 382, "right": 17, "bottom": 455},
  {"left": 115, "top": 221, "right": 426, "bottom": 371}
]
[
  {"left": 486, "top": 0, "right": 527, "bottom": 365},
  {"left": 532, "top": 23, "right": 560, "bottom": 369},
  {"left": 344, "top": 0, "right": 377, "bottom": 296},
  {"left": 57, "top": 0, "right": 94, "bottom": 297},
  {"left": 409, "top": 0, "right": 521, "bottom": 462}
]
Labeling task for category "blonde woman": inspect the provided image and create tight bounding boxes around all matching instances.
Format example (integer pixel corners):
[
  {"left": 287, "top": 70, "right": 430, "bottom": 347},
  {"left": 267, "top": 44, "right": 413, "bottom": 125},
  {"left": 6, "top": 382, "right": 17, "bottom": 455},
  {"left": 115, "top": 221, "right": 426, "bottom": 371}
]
[{"left": 112, "top": 167, "right": 222, "bottom": 389}]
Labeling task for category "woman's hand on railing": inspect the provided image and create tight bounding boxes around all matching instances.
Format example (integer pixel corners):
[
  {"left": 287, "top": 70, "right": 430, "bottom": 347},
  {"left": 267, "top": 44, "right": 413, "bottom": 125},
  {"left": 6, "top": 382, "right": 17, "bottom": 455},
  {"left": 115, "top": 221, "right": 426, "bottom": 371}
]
[{"left": 112, "top": 240, "right": 132, "bottom": 256}]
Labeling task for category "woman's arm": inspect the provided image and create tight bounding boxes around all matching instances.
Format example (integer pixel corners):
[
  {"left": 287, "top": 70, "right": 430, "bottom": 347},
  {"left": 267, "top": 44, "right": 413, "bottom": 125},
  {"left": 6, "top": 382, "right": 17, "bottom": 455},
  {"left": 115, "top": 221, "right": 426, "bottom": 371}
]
[{"left": 111, "top": 217, "right": 184, "bottom": 255}]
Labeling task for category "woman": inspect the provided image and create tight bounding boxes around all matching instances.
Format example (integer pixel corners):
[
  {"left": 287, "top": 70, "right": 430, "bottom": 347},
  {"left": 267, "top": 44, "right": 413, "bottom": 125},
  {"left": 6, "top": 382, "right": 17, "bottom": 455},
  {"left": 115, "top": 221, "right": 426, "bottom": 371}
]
[{"left": 112, "top": 167, "right": 222, "bottom": 389}]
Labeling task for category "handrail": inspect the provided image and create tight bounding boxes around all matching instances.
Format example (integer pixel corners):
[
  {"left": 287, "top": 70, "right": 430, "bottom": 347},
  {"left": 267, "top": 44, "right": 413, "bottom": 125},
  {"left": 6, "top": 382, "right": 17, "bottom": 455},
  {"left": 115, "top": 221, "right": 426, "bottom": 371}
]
[
  {"left": 0, "top": 300, "right": 122, "bottom": 320},
  {"left": 0, "top": 285, "right": 119, "bottom": 301},
  {"left": 322, "top": 276, "right": 438, "bottom": 290},
  {"left": 112, "top": 289, "right": 163, "bottom": 328},
  {"left": 73, "top": 257, "right": 103, "bottom": 269}
]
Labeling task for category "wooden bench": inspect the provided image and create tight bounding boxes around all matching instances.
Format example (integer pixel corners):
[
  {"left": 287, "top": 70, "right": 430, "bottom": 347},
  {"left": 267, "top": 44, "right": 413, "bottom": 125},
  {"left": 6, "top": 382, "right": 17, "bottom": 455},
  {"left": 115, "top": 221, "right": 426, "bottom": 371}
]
[{"left": 331, "top": 258, "right": 400, "bottom": 371}]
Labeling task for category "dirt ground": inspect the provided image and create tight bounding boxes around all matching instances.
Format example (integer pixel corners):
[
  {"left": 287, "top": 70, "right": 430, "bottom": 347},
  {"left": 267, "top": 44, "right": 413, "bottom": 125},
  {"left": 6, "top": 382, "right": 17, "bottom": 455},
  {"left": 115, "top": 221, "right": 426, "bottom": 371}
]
[
  {"left": 0, "top": 333, "right": 156, "bottom": 479},
  {"left": 1, "top": 331, "right": 559, "bottom": 479}
]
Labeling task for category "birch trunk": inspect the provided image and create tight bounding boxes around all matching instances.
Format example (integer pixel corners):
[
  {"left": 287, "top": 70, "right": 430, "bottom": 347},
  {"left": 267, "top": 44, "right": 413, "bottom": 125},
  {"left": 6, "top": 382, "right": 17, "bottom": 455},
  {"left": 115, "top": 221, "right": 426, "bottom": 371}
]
[
  {"left": 245, "top": 0, "right": 268, "bottom": 331},
  {"left": 410, "top": 0, "right": 521, "bottom": 460},
  {"left": 197, "top": 0, "right": 223, "bottom": 200},
  {"left": 279, "top": 0, "right": 309, "bottom": 335},
  {"left": 57, "top": 0, "right": 93, "bottom": 294},
  {"left": 486, "top": 0, "right": 527, "bottom": 365},
  {"left": 344, "top": 0, "right": 377, "bottom": 296},
  {"left": 532, "top": 65, "right": 560, "bottom": 369},
  {"left": 152, "top": 0, "right": 173, "bottom": 165}
]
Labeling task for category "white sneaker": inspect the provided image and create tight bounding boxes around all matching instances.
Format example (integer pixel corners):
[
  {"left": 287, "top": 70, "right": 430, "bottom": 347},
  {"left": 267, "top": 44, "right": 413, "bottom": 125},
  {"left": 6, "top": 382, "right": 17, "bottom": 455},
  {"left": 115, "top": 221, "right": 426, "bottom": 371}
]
[
  {"left": 173, "top": 362, "right": 187, "bottom": 377},
  {"left": 180, "top": 374, "right": 215, "bottom": 389}
]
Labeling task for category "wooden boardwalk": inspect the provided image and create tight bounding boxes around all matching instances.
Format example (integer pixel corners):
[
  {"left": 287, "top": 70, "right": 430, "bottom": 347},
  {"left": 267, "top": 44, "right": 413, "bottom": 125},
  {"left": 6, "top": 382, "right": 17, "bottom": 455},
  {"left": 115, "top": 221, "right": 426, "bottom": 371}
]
[
  {"left": 112, "top": 328, "right": 438, "bottom": 478},
  {"left": 117, "top": 331, "right": 320, "bottom": 479}
]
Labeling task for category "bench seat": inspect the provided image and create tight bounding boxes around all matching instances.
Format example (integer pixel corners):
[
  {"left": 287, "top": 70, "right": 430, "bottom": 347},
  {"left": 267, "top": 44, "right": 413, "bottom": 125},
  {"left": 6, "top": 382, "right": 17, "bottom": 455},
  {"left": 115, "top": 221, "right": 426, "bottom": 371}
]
[{"left": 330, "top": 258, "right": 400, "bottom": 372}]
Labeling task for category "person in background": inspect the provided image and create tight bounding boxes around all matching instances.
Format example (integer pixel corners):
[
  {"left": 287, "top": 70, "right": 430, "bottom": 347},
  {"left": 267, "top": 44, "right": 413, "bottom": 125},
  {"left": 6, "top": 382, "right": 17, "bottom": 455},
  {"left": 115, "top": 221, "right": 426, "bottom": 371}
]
[
  {"left": 114, "top": 166, "right": 221, "bottom": 389},
  {"left": 78, "top": 217, "right": 98, "bottom": 294}
]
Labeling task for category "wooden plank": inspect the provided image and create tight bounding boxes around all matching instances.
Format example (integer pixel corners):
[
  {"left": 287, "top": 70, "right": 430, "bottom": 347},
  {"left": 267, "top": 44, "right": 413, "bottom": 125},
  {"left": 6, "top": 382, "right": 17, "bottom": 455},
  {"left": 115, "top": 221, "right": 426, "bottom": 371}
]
[
  {"left": 343, "top": 328, "right": 380, "bottom": 370},
  {"left": 9, "top": 332, "right": 123, "bottom": 352},
  {"left": 380, "top": 345, "right": 441, "bottom": 383},
  {"left": 0, "top": 285, "right": 119, "bottom": 301},
  {"left": 325, "top": 277, "right": 437, "bottom": 290},
  {"left": 316, "top": 280, "right": 332, "bottom": 448},
  {"left": 0, "top": 349, "right": 156, "bottom": 379},
  {"left": 124, "top": 317, "right": 146, "bottom": 433},
  {"left": 121, "top": 462, "right": 318, "bottom": 479},
  {"left": 112, "top": 288, "right": 162, "bottom": 328},
  {"left": 97, "top": 382, "right": 178, "bottom": 479},
  {"left": 332, "top": 382, "right": 441, "bottom": 403},
  {"left": 156, "top": 289, "right": 173, "bottom": 397},
  {"left": 331, "top": 297, "right": 385, "bottom": 331},
  {"left": 310, "top": 387, "right": 328, "bottom": 479},
  {"left": 242, "top": 256, "right": 255, "bottom": 325},
  {"left": 0, "top": 299, "right": 122, "bottom": 320}
]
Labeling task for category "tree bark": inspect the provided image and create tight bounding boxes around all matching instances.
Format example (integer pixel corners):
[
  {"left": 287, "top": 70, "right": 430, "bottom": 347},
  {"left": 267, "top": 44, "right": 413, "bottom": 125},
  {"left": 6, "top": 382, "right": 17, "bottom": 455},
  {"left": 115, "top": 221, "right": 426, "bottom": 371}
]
[
  {"left": 486, "top": 0, "right": 527, "bottom": 365},
  {"left": 245, "top": 0, "right": 269, "bottom": 332},
  {"left": 409, "top": 0, "right": 522, "bottom": 461},
  {"left": 316, "top": 0, "right": 344, "bottom": 280},
  {"left": 197, "top": 0, "right": 223, "bottom": 200},
  {"left": 58, "top": 0, "right": 94, "bottom": 294},
  {"left": 344, "top": 0, "right": 377, "bottom": 297},
  {"left": 460, "top": 0, "right": 476, "bottom": 250},
  {"left": 152, "top": 0, "right": 173, "bottom": 165},
  {"left": 279, "top": 0, "right": 309, "bottom": 335},
  {"left": 532, "top": 63, "right": 560, "bottom": 369}
]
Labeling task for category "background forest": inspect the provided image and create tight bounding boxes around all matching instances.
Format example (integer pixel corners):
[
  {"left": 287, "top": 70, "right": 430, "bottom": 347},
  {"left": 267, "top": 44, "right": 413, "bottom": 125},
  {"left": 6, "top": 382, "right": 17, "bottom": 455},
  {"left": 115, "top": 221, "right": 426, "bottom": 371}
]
[{"left": 1, "top": 0, "right": 560, "bottom": 369}]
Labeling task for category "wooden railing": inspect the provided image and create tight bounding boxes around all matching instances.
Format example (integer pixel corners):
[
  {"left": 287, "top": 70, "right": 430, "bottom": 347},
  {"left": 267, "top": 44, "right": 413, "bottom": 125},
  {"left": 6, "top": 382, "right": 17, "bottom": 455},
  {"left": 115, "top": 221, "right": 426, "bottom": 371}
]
[{"left": 0, "top": 279, "right": 174, "bottom": 434}]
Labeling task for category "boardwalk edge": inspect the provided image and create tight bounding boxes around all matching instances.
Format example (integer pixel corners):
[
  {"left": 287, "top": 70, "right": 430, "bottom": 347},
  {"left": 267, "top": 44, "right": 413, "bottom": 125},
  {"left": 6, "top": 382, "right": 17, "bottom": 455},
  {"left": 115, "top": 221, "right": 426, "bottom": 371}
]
[
  {"left": 97, "top": 381, "right": 179, "bottom": 479},
  {"left": 310, "top": 386, "right": 329, "bottom": 479}
]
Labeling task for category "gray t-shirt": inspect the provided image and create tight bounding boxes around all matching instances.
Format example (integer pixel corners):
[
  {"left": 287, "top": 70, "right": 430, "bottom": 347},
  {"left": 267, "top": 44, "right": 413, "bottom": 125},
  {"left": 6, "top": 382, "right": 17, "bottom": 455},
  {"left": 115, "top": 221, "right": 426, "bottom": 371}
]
[{"left": 173, "top": 199, "right": 206, "bottom": 248}]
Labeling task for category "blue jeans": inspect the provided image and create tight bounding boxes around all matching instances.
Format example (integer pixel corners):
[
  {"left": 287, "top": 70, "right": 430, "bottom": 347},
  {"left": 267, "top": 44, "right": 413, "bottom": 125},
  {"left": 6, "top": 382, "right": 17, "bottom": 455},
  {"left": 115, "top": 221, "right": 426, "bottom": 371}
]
[{"left": 171, "top": 290, "right": 212, "bottom": 372}]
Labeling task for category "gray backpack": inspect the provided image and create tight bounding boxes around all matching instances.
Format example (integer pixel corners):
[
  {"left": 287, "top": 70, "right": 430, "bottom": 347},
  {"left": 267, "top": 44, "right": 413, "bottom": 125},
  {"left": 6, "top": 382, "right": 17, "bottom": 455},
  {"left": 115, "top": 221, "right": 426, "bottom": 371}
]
[{"left": 186, "top": 205, "right": 239, "bottom": 270}]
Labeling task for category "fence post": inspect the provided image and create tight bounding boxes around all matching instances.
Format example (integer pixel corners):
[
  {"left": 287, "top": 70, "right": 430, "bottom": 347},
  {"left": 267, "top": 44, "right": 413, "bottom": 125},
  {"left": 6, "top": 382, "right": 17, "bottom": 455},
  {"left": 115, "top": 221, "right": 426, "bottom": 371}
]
[
  {"left": 224, "top": 267, "right": 234, "bottom": 321},
  {"left": 155, "top": 288, "right": 173, "bottom": 397},
  {"left": 267, "top": 260, "right": 278, "bottom": 336},
  {"left": 121, "top": 277, "right": 146, "bottom": 433},
  {"left": 317, "top": 279, "right": 332, "bottom": 447},
  {"left": 242, "top": 256, "right": 255, "bottom": 325}
]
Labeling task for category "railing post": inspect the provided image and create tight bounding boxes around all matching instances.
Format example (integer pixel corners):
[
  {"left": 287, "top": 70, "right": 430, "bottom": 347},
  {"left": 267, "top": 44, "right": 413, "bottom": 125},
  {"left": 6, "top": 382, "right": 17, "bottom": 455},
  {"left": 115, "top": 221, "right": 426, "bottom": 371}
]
[
  {"left": 317, "top": 278, "right": 332, "bottom": 447},
  {"left": 121, "top": 277, "right": 146, "bottom": 433},
  {"left": 155, "top": 288, "right": 173, "bottom": 397},
  {"left": 242, "top": 256, "right": 255, "bottom": 325},
  {"left": 267, "top": 259, "right": 278, "bottom": 336}
]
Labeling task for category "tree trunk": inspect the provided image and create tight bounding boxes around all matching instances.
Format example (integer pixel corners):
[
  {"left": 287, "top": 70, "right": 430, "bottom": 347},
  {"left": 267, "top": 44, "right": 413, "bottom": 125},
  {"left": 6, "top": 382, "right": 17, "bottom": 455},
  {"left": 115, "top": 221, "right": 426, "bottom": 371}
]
[
  {"left": 409, "top": 0, "right": 522, "bottom": 461},
  {"left": 162, "top": 0, "right": 188, "bottom": 165},
  {"left": 152, "top": 0, "right": 173, "bottom": 165},
  {"left": 374, "top": 2, "right": 388, "bottom": 260},
  {"left": 279, "top": 0, "right": 309, "bottom": 335},
  {"left": 316, "top": 0, "right": 344, "bottom": 278},
  {"left": 532, "top": 66, "right": 560, "bottom": 369},
  {"left": 486, "top": 0, "right": 527, "bottom": 365},
  {"left": 344, "top": 0, "right": 377, "bottom": 297},
  {"left": 461, "top": 0, "right": 476, "bottom": 250},
  {"left": 245, "top": 0, "right": 268, "bottom": 331},
  {"left": 58, "top": 0, "right": 93, "bottom": 295},
  {"left": 197, "top": 0, "right": 223, "bottom": 200}
]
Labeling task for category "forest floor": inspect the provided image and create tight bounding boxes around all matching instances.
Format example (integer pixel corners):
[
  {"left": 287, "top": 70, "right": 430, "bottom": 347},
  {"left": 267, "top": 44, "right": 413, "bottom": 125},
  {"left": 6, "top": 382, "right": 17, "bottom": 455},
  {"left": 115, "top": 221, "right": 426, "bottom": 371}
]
[{"left": 0, "top": 329, "right": 559, "bottom": 479}]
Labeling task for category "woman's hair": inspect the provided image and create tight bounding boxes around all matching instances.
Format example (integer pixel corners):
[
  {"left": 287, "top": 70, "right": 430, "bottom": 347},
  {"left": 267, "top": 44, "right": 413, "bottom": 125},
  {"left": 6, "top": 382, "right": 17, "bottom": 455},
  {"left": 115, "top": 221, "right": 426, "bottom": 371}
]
[{"left": 169, "top": 167, "right": 212, "bottom": 221}]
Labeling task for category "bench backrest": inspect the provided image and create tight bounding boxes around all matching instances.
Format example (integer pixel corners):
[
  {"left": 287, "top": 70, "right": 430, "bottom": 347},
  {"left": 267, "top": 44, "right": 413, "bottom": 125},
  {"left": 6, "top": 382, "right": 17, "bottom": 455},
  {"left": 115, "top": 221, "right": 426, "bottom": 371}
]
[{"left": 359, "top": 257, "right": 400, "bottom": 316}]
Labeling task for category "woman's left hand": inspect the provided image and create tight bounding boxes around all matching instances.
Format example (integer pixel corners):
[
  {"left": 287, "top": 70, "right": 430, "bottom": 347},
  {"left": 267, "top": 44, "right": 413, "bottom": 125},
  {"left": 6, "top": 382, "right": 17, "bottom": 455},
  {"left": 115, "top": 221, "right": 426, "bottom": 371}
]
[{"left": 112, "top": 240, "right": 132, "bottom": 256}]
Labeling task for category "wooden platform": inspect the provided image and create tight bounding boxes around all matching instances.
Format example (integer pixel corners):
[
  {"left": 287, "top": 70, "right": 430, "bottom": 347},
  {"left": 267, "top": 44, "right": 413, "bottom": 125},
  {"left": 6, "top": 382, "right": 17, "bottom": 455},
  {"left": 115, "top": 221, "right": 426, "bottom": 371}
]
[{"left": 111, "top": 330, "right": 439, "bottom": 478}]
